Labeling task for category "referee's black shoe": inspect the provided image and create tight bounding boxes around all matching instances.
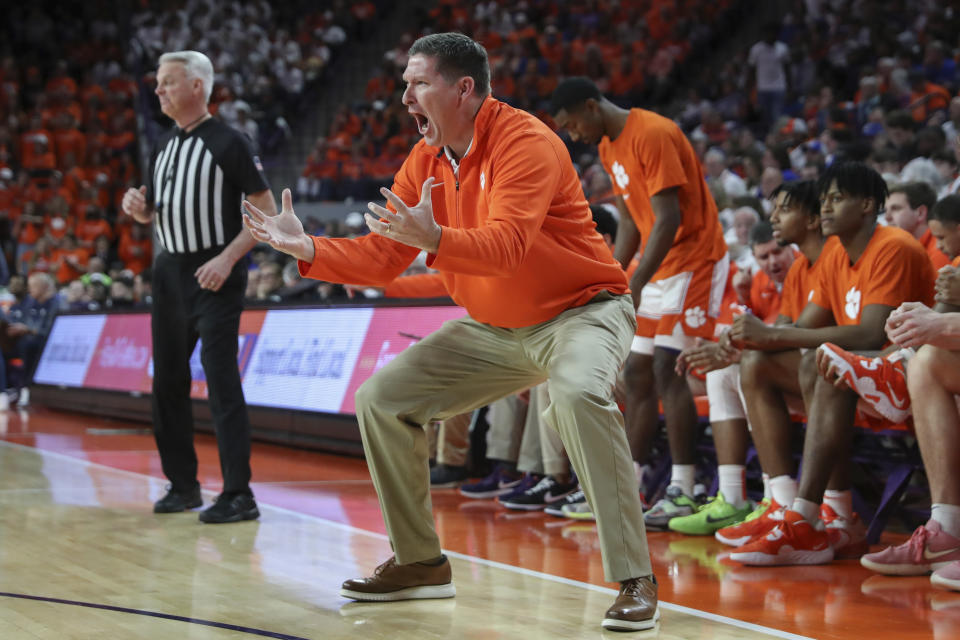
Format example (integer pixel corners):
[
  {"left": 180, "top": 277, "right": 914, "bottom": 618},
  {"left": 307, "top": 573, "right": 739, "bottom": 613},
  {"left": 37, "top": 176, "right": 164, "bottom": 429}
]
[
  {"left": 153, "top": 485, "right": 203, "bottom": 513},
  {"left": 199, "top": 492, "right": 260, "bottom": 523}
]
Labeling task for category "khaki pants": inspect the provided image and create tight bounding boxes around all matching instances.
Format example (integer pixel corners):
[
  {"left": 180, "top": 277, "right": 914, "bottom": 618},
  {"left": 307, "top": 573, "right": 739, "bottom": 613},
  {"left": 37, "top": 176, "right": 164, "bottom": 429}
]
[
  {"left": 522, "top": 383, "right": 568, "bottom": 477},
  {"left": 427, "top": 412, "right": 473, "bottom": 467},
  {"left": 355, "top": 294, "right": 651, "bottom": 582}
]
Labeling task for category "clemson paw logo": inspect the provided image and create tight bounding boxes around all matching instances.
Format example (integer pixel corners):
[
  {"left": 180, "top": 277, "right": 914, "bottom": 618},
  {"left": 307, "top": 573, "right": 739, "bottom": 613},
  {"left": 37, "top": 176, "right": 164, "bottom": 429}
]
[
  {"left": 480, "top": 171, "right": 485, "bottom": 191},
  {"left": 684, "top": 306, "right": 706, "bottom": 328},
  {"left": 612, "top": 161, "right": 629, "bottom": 188},
  {"left": 845, "top": 286, "right": 861, "bottom": 319}
]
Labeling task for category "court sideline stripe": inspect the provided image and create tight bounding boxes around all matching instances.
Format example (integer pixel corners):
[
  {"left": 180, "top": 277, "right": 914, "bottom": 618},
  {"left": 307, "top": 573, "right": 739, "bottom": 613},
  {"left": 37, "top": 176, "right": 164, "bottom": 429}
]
[
  {"left": 0, "top": 439, "right": 813, "bottom": 640},
  {"left": 0, "top": 591, "right": 310, "bottom": 640}
]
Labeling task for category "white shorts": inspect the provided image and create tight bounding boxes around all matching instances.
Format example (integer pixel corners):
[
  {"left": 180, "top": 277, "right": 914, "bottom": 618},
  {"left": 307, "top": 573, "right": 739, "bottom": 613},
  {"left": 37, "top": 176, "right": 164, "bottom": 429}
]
[{"left": 631, "top": 254, "right": 730, "bottom": 355}]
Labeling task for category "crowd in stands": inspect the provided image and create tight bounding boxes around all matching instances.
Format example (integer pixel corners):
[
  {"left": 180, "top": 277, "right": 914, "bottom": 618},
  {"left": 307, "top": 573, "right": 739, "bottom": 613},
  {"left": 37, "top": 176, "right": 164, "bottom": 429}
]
[
  {"left": 0, "top": 0, "right": 386, "bottom": 407},
  {"left": 298, "top": 0, "right": 747, "bottom": 202},
  {"left": 133, "top": 0, "right": 385, "bottom": 157}
]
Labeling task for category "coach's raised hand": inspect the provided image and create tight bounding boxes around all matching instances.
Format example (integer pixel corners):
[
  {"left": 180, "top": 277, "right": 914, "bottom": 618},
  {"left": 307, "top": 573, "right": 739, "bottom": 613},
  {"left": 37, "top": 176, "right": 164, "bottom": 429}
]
[
  {"left": 244, "top": 188, "right": 315, "bottom": 263},
  {"left": 365, "top": 177, "right": 442, "bottom": 253}
]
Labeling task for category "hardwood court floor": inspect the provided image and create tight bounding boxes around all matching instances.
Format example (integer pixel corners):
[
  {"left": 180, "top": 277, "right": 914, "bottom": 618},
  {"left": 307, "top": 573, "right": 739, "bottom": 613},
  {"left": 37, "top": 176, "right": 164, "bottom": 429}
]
[{"left": 0, "top": 407, "right": 957, "bottom": 639}]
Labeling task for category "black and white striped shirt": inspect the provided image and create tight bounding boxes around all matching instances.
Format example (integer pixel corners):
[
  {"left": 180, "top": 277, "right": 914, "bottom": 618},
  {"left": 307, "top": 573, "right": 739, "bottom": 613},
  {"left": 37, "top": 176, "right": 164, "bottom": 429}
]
[{"left": 146, "top": 118, "right": 269, "bottom": 254}]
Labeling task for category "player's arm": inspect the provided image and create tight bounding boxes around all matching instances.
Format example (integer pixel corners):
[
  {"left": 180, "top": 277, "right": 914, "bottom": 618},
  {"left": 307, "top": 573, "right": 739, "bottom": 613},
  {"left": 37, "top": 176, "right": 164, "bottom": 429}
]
[
  {"left": 628, "top": 186, "right": 680, "bottom": 299},
  {"left": 611, "top": 195, "right": 640, "bottom": 271},
  {"left": 731, "top": 301, "right": 894, "bottom": 351}
]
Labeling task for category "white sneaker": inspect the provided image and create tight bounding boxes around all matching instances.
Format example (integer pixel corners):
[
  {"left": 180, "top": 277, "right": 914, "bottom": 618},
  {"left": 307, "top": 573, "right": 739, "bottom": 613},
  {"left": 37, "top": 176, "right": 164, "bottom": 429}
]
[
  {"left": 0, "top": 393, "right": 8, "bottom": 411},
  {"left": 18, "top": 388, "right": 29, "bottom": 407}
]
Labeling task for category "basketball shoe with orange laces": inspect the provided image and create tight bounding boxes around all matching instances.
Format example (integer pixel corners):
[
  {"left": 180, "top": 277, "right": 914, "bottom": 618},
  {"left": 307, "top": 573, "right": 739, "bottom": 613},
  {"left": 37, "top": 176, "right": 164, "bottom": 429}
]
[
  {"left": 714, "top": 498, "right": 784, "bottom": 547},
  {"left": 728, "top": 509, "right": 834, "bottom": 566},
  {"left": 816, "top": 343, "right": 911, "bottom": 422},
  {"left": 821, "top": 503, "right": 869, "bottom": 558}
]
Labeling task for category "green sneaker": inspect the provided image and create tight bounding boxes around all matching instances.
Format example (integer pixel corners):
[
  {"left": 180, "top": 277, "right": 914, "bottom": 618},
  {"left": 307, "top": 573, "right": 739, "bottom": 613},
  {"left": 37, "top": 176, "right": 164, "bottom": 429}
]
[
  {"left": 643, "top": 486, "right": 699, "bottom": 529},
  {"left": 667, "top": 492, "right": 753, "bottom": 535}
]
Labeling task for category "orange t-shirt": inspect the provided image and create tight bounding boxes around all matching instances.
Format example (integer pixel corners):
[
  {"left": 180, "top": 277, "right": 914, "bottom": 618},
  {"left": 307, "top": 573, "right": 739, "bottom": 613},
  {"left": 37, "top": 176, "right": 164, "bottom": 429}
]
[
  {"left": 597, "top": 108, "right": 726, "bottom": 280},
  {"left": 748, "top": 269, "right": 782, "bottom": 324},
  {"left": 811, "top": 226, "right": 935, "bottom": 326},
  {"left": 300, "top": 97, "right": 628, "bottom": 328},
  {"left": 780, "top": 246, "right": 832, "bottom": 323},
  {"left": 918, "top": 227, "right": 950, "bottom": 272}
]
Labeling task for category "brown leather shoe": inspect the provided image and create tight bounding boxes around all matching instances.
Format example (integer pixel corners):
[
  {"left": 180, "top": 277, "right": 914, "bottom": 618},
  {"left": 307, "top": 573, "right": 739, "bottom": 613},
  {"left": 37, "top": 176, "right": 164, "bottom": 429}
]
[
  {"left": 340, "top": 555, "right": 456, "bottom": 602},
  {"left": 601, "top": 574, "right": 660, "bottom": 631}
]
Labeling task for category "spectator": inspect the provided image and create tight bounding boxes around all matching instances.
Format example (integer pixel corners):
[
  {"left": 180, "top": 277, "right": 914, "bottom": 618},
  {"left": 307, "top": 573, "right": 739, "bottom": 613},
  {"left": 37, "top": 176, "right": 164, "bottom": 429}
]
[
  {"left": 3, "top": 272, "right": 60, "bottom": 405},
  {"left": 885, "top": 182, "right": 949, "bottom": 270},
  {"left": 748, "top": 23, "right": 790, "bottom": 128}
]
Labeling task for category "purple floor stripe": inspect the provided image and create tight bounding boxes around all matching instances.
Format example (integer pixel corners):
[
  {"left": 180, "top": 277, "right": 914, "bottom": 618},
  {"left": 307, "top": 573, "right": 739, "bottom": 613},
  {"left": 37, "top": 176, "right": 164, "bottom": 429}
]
[{"left": 0, "top": 592, "right": 312, "bottom": 639}]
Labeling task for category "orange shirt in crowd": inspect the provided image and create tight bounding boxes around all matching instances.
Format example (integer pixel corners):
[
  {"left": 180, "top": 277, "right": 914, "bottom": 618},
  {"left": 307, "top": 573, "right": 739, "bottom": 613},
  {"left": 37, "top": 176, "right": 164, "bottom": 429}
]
[
  {"left": 53, "top": 246, "right": 90, "bottom": 283},
  {"left": 811, "top": 226, "right": 934, "bottom": 327},
  {"left": 117, "top": 233, "right": 152, "bottom": 275},
  {"left": 75, "top": 218, "right": 113, "bottom": 246},
  {"left": 300, "top": 97, "right": 628, "bottom": 328},
  {"left": 598, "top": 108, "right": 727, "bottom": 280},
  {"left": 17, "top": 215, "right": 44, "bottom": 245},
  {"left": 383, "top": 272, "right": 449, "bottom": 298},
  {"left": 918, "top": 227, "right": 950, "bottom": 271},
  {"left": 748, "top": 269, "right": 782, "bottom": 324},
  {"left": 54, "top": 128, "right": 86, "bottom": 166},
  {"left": 779, "top": 246, "right": 832, "bottom": 323},
  {"left": 909, "top": 82, "right": 950, "bottom": 122}
]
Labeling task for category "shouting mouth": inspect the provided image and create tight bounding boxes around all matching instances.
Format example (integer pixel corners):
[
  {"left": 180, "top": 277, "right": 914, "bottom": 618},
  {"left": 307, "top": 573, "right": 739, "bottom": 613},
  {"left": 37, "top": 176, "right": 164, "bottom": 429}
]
[{"left": 412, "top": 112, "right": 430, "bottom": 136}]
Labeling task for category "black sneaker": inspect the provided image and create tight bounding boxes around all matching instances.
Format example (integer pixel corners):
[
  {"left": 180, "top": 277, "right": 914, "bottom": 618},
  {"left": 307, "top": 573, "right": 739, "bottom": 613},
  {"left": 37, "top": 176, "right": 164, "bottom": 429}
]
[
  {"left": 153, "top": 484, "right": 202, "bottom": 513},
  {"left": 199, "top": 492, "right": 260, "bottom": 523},
  {"left": 430, "top": 463, "right": 468, "bottom": 488},
  {"left": 544, "top": 488, "right": 587, "bottom": 517},
  {"left": 500, "top": 476, "right": 578, "bottom": 511}
]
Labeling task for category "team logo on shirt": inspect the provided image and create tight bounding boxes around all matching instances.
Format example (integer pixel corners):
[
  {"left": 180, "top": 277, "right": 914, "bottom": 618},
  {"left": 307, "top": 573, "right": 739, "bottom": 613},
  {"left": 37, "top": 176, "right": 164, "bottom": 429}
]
[
  {"left": 480, "top": 171, "right": 485, "bottom": 191},
  {"left": 612, "top": 161, "right": 629, "bottom": 189},
  {"left": 684, "top": 306, "right": 706, "bottom": 328},
  {"left": 845, "top": 286, "right": 861, "bottom": 319}
]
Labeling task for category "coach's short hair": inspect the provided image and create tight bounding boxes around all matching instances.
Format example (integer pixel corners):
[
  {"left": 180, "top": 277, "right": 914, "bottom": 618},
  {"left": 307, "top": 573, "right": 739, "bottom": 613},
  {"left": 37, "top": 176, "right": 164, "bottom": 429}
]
[
  {"left": 408, "top": 33, "right": 490, "bottom": 96},
  {"left": 159, "top": 50, "right": 214, "bottom": 103}
]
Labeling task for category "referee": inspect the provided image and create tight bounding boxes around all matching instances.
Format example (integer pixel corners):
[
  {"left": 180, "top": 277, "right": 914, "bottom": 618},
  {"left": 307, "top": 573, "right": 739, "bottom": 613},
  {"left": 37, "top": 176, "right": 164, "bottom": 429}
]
[{"left": 122, "top": 50, "right": 277, "bottom": 523}]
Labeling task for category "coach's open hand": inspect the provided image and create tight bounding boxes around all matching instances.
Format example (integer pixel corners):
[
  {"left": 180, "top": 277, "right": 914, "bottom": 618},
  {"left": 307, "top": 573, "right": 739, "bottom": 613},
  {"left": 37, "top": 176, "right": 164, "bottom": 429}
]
[
  {"left": 365, "top": 177, "right": 442, "bottom": 253},
  {"left": 243, "top": 189, "right": 315, "bottom": 263}
]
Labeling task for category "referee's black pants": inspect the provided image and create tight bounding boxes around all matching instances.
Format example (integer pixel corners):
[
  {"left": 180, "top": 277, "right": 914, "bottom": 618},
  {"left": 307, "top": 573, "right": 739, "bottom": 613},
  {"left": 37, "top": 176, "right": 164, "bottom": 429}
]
[{"left": 151, "top": 248, "right": 252, "bottom": 496}]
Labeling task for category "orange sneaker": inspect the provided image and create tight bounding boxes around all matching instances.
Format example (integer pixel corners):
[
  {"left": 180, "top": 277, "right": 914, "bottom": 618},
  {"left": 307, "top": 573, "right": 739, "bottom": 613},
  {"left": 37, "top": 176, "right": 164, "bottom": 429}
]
[
  {"left": 715, "top": 499, "right": 784, "bottom": 547},
  {"left": 728, "top": 509, "right": 834, "bottom": 566},
  {"left": 817, "top": 343, "right": 910, "bottom": 422},
  {"left": 821, "top": 504, "right": 869, "bottom": 558}
]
